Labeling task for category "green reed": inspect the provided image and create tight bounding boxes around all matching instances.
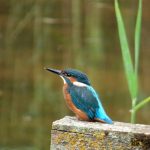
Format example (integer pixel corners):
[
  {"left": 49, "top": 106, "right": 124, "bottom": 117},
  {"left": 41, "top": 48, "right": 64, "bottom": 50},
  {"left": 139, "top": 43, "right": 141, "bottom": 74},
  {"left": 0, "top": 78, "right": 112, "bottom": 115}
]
[{"left": 115, "top": 0, "right": 150, "bottom": 123}]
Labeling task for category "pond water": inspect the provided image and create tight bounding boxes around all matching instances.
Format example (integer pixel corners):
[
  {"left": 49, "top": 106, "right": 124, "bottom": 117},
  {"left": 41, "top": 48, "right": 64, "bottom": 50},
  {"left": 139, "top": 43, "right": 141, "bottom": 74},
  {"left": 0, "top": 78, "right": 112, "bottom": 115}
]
[{"left": 0, "top": 0, "right": 150, "bottom": 149}]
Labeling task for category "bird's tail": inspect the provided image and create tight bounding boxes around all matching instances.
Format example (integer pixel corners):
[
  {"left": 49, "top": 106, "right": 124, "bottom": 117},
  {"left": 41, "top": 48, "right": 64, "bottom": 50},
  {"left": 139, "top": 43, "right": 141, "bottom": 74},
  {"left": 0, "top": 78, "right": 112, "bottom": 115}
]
[{"left": 94, "top": 109, "right": 113, "bottom": 124}]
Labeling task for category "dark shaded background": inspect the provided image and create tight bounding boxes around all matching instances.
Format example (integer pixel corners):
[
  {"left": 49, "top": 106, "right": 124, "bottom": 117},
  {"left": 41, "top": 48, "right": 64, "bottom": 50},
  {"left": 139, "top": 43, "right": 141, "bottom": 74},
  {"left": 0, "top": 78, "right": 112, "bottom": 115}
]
[{"left": 0, "top": 0, "right": 149, "bottom": 149}]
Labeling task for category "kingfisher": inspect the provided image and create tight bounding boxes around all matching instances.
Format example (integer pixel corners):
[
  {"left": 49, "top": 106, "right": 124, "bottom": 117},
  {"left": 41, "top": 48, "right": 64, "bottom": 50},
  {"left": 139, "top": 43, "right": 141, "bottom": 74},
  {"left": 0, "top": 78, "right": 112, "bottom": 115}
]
[{"left": 45, "top": 68, "right": 113, "bottom": 124}]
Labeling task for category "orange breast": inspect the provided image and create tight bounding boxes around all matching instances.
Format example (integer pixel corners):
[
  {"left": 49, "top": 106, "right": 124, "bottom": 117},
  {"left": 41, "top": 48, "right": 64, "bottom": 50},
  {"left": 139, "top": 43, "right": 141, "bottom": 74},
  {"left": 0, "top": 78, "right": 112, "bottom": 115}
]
[{"left": 63, "top": 84, "right": 89, "bottom": 121}]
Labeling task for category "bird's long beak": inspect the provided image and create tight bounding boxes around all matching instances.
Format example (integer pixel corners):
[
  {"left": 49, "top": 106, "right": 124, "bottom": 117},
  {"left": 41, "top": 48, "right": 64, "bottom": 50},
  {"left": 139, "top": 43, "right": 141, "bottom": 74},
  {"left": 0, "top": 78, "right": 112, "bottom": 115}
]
[{"left": 44, "top": 68, "right": 61, "bottom": 75}]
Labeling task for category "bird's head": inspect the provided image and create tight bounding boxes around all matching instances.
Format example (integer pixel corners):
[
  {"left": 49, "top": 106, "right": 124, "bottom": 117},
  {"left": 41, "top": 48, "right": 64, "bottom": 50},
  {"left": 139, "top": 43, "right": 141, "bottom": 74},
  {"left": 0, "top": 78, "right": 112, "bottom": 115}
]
[{"left": 45, "top": 68, "right": 90, "bottom": 86}]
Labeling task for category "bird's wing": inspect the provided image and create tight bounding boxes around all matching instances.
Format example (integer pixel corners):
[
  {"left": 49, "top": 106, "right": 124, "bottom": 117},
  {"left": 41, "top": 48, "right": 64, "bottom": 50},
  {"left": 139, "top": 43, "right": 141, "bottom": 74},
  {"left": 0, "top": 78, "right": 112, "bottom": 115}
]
[{"left": 69, "top": 85, "right": 102, "bottom": 119}]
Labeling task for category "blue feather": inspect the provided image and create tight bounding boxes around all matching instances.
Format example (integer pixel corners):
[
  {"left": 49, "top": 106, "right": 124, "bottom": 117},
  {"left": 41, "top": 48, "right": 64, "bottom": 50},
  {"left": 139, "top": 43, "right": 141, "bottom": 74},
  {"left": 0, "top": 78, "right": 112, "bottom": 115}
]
[
  {"left": 68, "top": 84, "right": 113, "bottom": 124},
  {"left": 88, "top": 86, "right": 113, "bottom": 124}
]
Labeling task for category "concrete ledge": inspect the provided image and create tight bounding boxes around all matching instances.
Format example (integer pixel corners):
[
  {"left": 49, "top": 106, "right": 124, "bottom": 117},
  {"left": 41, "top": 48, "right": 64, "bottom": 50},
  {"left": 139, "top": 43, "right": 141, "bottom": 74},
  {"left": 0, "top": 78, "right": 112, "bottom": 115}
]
[{"left": 51, "top": 116, "right": 150, "bottom": 150}]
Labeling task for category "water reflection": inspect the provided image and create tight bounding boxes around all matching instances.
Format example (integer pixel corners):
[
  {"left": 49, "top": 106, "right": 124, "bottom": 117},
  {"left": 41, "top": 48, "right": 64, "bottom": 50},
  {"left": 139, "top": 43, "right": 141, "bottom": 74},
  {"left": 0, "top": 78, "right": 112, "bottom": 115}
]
[{"left": 0, "top": 0, "right": 149, "bottom": 149}]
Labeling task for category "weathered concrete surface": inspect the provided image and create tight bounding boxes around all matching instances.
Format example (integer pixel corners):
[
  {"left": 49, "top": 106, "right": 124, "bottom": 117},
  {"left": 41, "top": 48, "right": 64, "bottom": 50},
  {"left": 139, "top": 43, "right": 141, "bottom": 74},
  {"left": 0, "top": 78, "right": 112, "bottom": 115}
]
[{"left": 51, "top": 116, "right": 150, "bottom": 150}]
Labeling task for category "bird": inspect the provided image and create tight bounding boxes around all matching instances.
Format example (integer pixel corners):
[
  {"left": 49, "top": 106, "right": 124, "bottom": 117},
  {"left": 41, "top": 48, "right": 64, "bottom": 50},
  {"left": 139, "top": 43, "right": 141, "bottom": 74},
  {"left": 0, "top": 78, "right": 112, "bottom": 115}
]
[{"left": 45, "top": 68, "right": 113, "bottom": 124}]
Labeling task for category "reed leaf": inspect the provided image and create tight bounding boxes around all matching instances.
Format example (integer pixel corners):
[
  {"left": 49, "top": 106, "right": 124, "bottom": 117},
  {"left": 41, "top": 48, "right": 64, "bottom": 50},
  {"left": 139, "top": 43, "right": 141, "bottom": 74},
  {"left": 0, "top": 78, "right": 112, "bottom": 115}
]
[
  {"left": 115, "top": 0, "right": 137, "bottom": 99},
  {"left": 133, "top": 97, "right": 150, "bottom": 113},
  {"left": 135, "top": 0, "right": 142, "bottom": 77}
]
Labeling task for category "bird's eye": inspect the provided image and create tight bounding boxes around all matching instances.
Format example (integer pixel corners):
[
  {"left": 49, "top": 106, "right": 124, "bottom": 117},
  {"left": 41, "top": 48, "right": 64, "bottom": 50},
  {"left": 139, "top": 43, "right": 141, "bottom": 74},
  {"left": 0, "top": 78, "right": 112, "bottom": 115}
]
[
  {"left": 66, "top": 73, "right": 71, "bottom": 77},
  {"left": 62, "top": 71, "right": 71, "bottom": 77}
]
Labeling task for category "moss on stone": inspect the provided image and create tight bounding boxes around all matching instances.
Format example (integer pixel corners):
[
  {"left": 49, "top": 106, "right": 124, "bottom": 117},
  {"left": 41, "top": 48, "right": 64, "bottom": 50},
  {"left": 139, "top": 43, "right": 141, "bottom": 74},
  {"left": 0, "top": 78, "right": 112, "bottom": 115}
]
[{"left": 51, "top": 116, "right": 150, "bottom": 150}]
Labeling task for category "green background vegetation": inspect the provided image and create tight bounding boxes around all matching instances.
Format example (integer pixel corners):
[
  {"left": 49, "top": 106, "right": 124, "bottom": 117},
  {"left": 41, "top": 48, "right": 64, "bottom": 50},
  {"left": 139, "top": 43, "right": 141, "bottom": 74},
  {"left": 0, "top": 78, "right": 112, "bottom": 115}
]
[
  {"left": 115, "top": 0, "right": 150, "bottom": 123},
  {"left": 0, "top": 0, "right": 149, "bottom": 149}
]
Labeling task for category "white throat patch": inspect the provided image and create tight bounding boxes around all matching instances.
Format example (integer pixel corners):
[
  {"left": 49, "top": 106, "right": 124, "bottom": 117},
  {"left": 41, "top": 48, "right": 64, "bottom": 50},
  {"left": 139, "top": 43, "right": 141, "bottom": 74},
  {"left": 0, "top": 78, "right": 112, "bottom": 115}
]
[
  {"left": 73, "top": 81, "right": 87, "bottom": 87},
  {"left": 60, "top": 76, "right": 87, "bottom": 87},
  {"left": 60, "top": 76, "right": 66, "bottom": 84}
]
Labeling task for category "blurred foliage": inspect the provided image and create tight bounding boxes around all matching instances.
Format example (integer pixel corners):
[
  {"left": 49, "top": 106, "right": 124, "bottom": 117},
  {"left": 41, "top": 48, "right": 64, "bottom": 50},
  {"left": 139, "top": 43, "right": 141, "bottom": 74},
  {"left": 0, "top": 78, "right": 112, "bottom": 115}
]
[
  {"left": 115, "top": 0, "right": 150, "bottom": 123},
  {"left": 0, "top": 0, "right": 150, "bottom": 149}
]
